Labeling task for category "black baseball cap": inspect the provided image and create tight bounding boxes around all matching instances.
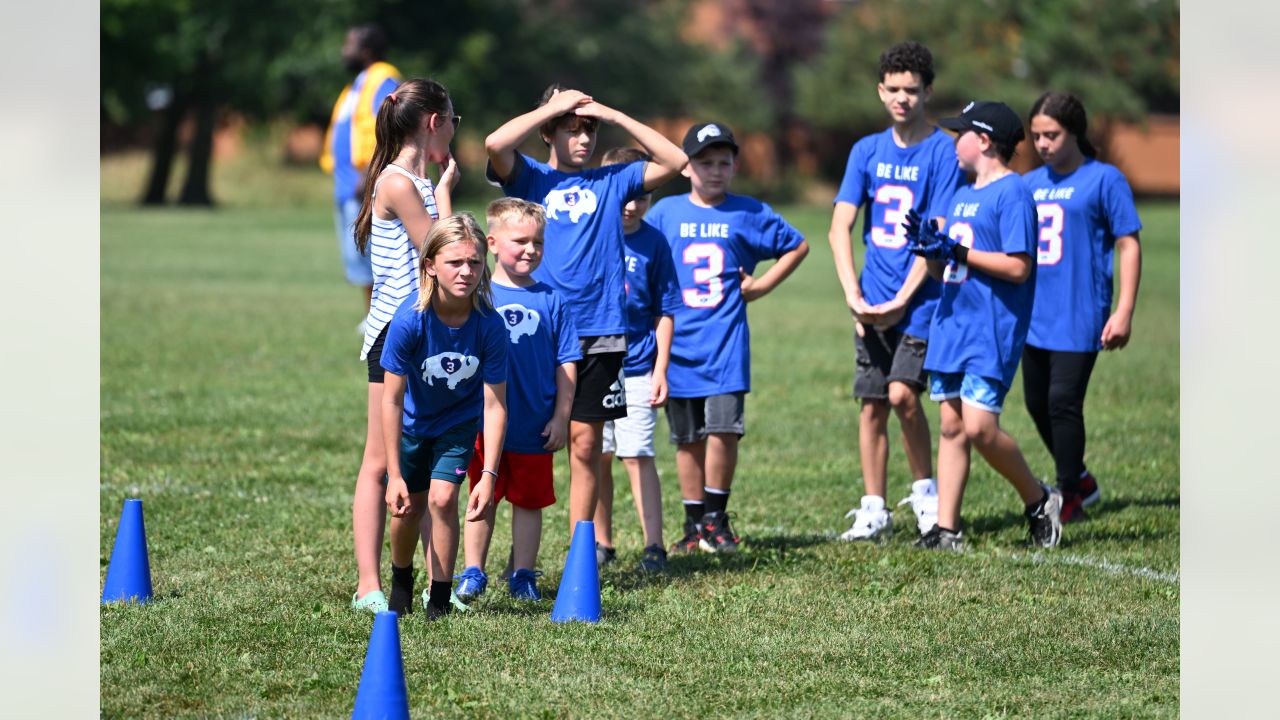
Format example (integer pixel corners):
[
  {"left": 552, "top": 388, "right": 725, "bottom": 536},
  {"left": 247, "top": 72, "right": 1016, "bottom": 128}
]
[
  {"left": 682, "top": 122, "right": 739, "bottom": 157},
  {"left": 939, "top": 101, "right": 1025, "bottom": 146}
]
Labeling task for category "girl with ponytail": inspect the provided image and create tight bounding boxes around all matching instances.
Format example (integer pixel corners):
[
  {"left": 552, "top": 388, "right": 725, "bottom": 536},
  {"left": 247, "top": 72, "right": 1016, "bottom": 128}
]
[
  {"left": 1020, "top": 91, "right": 1144, "bottom": 524},
  {"left": 350, "top": 78, "right": 461, "bottom": 614}
]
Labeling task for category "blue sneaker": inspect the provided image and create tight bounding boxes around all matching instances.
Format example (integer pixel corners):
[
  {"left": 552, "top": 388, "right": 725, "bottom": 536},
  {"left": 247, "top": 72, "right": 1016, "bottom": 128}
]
[
  {"left": 454, "top": 565, "right": 488, "bottom": 602},
  {"left": 508, "top": 569, "right": 544, "bottom": 601}
]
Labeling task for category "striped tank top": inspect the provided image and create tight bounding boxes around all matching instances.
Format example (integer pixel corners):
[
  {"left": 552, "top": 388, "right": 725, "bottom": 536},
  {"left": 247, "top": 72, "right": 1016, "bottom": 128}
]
[{"left": 360, "top": 164, "right": 439, "bottom": 359}]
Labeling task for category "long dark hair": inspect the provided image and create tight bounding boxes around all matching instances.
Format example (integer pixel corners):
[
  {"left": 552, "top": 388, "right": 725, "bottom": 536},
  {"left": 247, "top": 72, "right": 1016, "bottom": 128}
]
[
  {"left": 1029, "top": 91, "right": 1097, "bottom": 158},
  {"left": 353, "top": 78, "right": 451, "bottom": 254}
]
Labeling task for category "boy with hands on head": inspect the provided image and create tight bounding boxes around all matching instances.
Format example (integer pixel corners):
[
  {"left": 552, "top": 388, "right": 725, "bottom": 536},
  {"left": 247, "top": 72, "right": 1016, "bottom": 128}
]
[{"left": 484, "top": 85, "right": 687, "bottom": 539}]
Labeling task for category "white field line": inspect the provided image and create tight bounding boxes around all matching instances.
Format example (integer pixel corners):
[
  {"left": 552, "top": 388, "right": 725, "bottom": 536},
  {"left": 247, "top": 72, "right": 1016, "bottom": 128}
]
[{"left": 1016, "top": 552, "right": 1180, "bottom": 584}]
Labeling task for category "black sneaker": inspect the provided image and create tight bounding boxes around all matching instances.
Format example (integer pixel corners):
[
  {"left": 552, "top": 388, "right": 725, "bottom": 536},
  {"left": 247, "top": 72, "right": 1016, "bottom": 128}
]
[
  {"left": 697, "top": 511, "right": 740, "bottom": 554},
  {"left": 670, "top": 519, "right": 702, "bottom": 554},
  {"left": 595, "top": 542, "right": 617, "bottom": 568},
  {"left": 424, "top": 601, "right": 452, "bottom": 622},
  {"left": 1027, "top": 485, "right": 1064, "bottom": 548},
  {"left": 639, "top": 544, "right": 668, "bottom": 573},
  {"left": 914, "top": 524, "right": 964, "bottom": 551}
]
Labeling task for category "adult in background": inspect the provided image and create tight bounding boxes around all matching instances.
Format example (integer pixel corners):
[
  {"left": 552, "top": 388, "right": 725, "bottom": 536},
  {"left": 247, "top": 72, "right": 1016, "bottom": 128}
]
[{"left": 321, "top": 23, "right": 401, "bottom": 334}]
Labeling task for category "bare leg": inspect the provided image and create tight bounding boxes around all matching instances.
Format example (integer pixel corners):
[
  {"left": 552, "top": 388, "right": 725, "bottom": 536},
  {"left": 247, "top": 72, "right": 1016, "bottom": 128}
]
[
  {"left": 594, "top": 451, "right": 615, "bottom": 548},
  {"left": 675, "top": 441, "right": 706, "bottom": 502},
  {"left": 389, "top": 492, "right": 428, "bottom": 568},
  {"left": 568, "top": 420, "right": 604, "bottom": 528},
  {"left": 704, "top": 433, "right": 739, "bottom": 492},
  {"left": 426, "top": 481, "right": 461, "bottom": 582},
  {"left": 354, "top": 383, "right": 388, "bottom": 596},
  {"left": 511, "top": 506, "right": 543, "bottom": 571},
  {"left": 963, "top": 406, "right": 1043, "bottom": 504},
  {"left": 625, "top": 456, "right": 664, "bottom": 547},
  {"left": 936, "top": 399, "right": 970, "bottom": 530},
  {"left": 462, "top": 498, "right": 496, "bottom": 572},
  {"left": 858, "top": 399, "right": 890, "bottom": 498},
  {"left": 888, "top": 381, "right": 934, "bottom": 481}
]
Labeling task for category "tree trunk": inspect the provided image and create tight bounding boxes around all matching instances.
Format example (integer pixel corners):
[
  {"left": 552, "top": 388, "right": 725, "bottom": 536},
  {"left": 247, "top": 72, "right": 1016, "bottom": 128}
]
[
  {"left": 140, "top": 94, "right": 186, "bottom": 206},
  {"left": 178, "top": 53, "right": 217, "bottom": 207}
]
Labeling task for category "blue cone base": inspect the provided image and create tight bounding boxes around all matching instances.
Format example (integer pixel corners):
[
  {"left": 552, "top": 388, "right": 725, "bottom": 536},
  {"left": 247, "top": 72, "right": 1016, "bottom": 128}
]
[
  {"left": 352, "top": 611, "right": 410, "bottom": 720},
  {"left": 102, "top": 498, "right": 153, "bottom": 604},
  {"left": 551, "top": 520, "right": 602, "bottom": 623}
]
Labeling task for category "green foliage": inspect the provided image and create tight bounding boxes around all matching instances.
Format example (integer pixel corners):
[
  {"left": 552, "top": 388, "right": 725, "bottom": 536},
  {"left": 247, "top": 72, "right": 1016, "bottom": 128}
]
[
  {"left": 101, "top": 199, "right": 1179, "bottom": 717},
  {"left": 794, "top": 0, "right": 1179, "bottom": 133}
]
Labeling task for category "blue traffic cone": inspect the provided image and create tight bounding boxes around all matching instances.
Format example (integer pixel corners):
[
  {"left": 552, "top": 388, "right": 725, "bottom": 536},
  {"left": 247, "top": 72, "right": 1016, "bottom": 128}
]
[
  {"left": 551, "top": 520, "right": 602, "bottom": 623},
  {"left": 352, "top": 611, "right": 410, "bottom": 720},
  {"left": 101, "top": 498, "right": 153, "bottom": 604}
]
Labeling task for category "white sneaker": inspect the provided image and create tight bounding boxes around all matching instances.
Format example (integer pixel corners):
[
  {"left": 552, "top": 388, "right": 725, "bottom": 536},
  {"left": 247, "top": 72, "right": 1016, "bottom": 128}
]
[
  {"left": 898, "top": 479, "right": 938, "bottom": 536},
  {"left": 839, "top": 495, "right": 891, "bottom": 541}
]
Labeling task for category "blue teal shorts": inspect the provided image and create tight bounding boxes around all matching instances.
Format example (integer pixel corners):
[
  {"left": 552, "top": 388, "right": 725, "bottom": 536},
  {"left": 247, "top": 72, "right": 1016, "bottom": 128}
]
[
  {"left": 929, "top": 371, "right": 1008, "bottom": 414},
  {"left": 335, "top": 197, "right": 374, "bottom": 286},
  {"left": 394, "top": 422, "right": 479, "bottom": 493}
]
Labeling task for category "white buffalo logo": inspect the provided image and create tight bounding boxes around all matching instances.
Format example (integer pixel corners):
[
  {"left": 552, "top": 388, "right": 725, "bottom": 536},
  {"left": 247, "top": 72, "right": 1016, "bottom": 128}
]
[
  {"left": 544, "top": 186, "right": 598, "bottom": 223},
  {"left": 421, "top": 352, "right": 480, "bottom": 389},
  {"left": 697, "top": 124, "right": 722, "bottom": 142},
  {"left": 498, "top": 303, "right": 540, "bottom": 344}
]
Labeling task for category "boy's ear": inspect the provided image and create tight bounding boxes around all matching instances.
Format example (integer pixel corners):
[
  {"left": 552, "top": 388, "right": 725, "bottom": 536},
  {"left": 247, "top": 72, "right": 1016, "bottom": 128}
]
[{"left": 486, "top": 234, "right": 498, "bottom": 251}]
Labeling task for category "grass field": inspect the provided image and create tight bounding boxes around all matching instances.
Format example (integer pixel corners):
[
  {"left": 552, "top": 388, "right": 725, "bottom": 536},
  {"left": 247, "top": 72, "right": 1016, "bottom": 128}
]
[{"left": 101, "top": 164, "right": 1179, "bottom": 716}]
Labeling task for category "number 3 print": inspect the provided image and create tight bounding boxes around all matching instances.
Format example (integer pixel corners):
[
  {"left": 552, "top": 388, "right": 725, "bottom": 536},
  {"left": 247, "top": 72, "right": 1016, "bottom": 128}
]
[
  {"left": 682, "top": 242, "right": 725, "bottom": 308},
  {"left": 1036, "top": 203, "right": 1064, "bottom": 265},
  {"left": 942, "top": 222, "right": 975, "bottom": 284},
  {"left": 870, "top": 185, "right": 915, "bottom": 249}
]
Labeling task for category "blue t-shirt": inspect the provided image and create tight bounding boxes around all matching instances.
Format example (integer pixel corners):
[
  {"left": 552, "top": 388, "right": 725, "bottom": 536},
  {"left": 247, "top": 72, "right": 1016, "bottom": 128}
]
[
  {"left": 489, "top": 153, "right": 648, "bottom": 337},
  {"left": 924, "top": 174, "right": 1038, "bottom": 389},
  {"left": 1022, "top": 159, "right": 1142, "bottom": 352},
  {"left": 622, "top": 222, "right": 682, "bottom": 376},
  {"left": 380, "top": 292, "right": 508, "bottom": 439},
  {"left": 835, "top": 127, "right": 965, "bottom": 338},
  {"left": 646, "top": 193, "right": 806, "bottom": 397},
  {"left": 490, "top": 281, "right": 582, "bottom": 454}
]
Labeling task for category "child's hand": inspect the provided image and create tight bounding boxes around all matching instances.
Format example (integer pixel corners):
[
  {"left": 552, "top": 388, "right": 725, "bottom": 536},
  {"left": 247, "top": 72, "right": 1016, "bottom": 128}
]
[
  {"left": 386, "top": 477, "right": 412, "bottom": 517},
  {"left": 465, "top": 476, "right": 494, "bottom": 522},
  {"left": 549, "top": 88, "right": 593, "bottom": 115},
  {"left": 650, "top": 371, "right": 669, "bottom": 408},
  {"left": 1100, "top": 310, "right": 1133, "bottom": 350},
  {"left": 541, "top": 416, "right": 569, "bottom": 451},
  {"left": 438, "top": 154, "right": 461, "bottom": 192},
  {"left": 740, "top": 268, "right": 767, "bottom": 302},
  {"left": 870, "top": 299, "right": 906, "bottom": 330},
  {"left": 574, "top": 101, "right": 621, "bottom": 125}
]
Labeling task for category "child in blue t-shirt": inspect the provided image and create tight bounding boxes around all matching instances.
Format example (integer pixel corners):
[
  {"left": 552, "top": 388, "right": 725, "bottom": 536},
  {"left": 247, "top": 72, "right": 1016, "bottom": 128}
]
[
  {"left": 592, "top": 147, "right": 682, "bottom": 573},
  {"left": 646, "top": 123, "right": 810, "bottom": 554},
  {"left": 453, "top": 199, "right": 581, "bottom": 604},
  {"left": 1021, "top": 92, "right": 1143, "bottom": 523},
  {"left": 484, "top": 84, "right": 688, "bottom": 538},
  {"left": 380, "top": 213, "right": 509, "bottom": 619},
  {"left": 903, "top": 101, "right": 1062, "bottom": 551},
  {"left": 828, "top": 41, "right": 966, "bottom": 543}
]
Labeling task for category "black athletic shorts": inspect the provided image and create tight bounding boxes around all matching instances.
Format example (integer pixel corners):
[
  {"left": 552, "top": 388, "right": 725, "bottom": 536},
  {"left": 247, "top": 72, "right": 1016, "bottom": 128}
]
[
  {"left": 571, "top": 351, "right": 628, "bottom": 422},
  {"left": 367, "top": 323, "right": 389, "bottom": 384}
]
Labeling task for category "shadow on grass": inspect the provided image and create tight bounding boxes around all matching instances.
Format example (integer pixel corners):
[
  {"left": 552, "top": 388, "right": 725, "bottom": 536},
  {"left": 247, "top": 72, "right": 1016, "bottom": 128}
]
[{"left": 594, "top": 532, "right": 833, "bottom": 593}]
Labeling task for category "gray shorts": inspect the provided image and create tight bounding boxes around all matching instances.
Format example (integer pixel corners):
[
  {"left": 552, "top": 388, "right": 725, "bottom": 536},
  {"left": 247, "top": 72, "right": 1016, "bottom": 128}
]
[
  {"left": 665, "top": 392, "right": 746, "bottom": 445},
  {"left": 854, "top": 327, "right": 928, "bottom": 399}
]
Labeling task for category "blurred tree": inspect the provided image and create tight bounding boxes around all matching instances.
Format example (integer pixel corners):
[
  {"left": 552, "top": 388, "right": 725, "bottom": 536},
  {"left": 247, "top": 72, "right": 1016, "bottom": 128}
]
[{"left": 793, "top": 0, "right": 1179, "bottom": 178}]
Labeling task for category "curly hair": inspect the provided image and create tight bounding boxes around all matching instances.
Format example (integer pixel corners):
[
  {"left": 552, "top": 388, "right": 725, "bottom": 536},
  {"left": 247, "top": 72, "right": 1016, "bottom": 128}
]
[{"left": 878, "top": 41, "right": 935, "bottom": 87}]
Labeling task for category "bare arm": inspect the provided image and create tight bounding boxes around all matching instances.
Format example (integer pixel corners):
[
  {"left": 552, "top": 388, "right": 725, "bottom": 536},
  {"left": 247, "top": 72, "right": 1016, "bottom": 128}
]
[
  {"left": 467, "top": 381, "right": 507, "bottom": 521},
  {"left": 741, "top": 240, "right": 811, "bottom": 302},
  {"left": 376, "top": 168, "right": 452, "bottom": 254},
  {"left": 381, "top": 372, "right": 412, "bottom": 517},
  {"left": 541, "top": 363, "right": 578, "bottom": 451},
  {"left": 577, "top": 102, "right": 687, "bottom": 191},
  {"left": 827, "top": 202, "right": 878, "bottom": 324},
  {"left": 965, "top": 250, "right": 1034, "bottom": 283},
  {"left": 1101, "top": 233, "right": 1142, "bottom": 350},
  {"left": 484, "top": 90, "right": 593, "bottom": 183},
  {"left": 651, "top": 315, "right": 673, "bottom": 407}
]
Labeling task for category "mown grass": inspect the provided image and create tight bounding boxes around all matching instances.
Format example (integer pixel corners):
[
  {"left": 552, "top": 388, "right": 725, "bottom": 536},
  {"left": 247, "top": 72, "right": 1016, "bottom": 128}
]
[{"left": 101, "top": 152, "right": 1178, "bottom": 717}]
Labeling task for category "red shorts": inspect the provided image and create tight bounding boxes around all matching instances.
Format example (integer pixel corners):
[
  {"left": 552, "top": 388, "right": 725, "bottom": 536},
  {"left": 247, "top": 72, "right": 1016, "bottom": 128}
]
[{"left": 466, "top": 433, "right": 556, "bottom": 510}]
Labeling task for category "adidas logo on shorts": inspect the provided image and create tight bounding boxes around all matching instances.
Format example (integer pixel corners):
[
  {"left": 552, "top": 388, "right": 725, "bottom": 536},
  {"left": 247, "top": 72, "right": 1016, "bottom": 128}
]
[{"left": 602, "top": 380, "right": 626, "bottom": 410}]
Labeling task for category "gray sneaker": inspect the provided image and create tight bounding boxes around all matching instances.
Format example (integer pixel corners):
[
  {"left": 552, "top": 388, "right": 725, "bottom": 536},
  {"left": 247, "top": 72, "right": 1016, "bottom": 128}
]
[
  {"left": 1027, "top": 485, "right": 1064, "bottom": 548},
  {"left": 596, "top": 542, "right": 617, "bottom": 568},
  {"left": 914, "top": 524, "right": 964, "bottom": 551}
]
